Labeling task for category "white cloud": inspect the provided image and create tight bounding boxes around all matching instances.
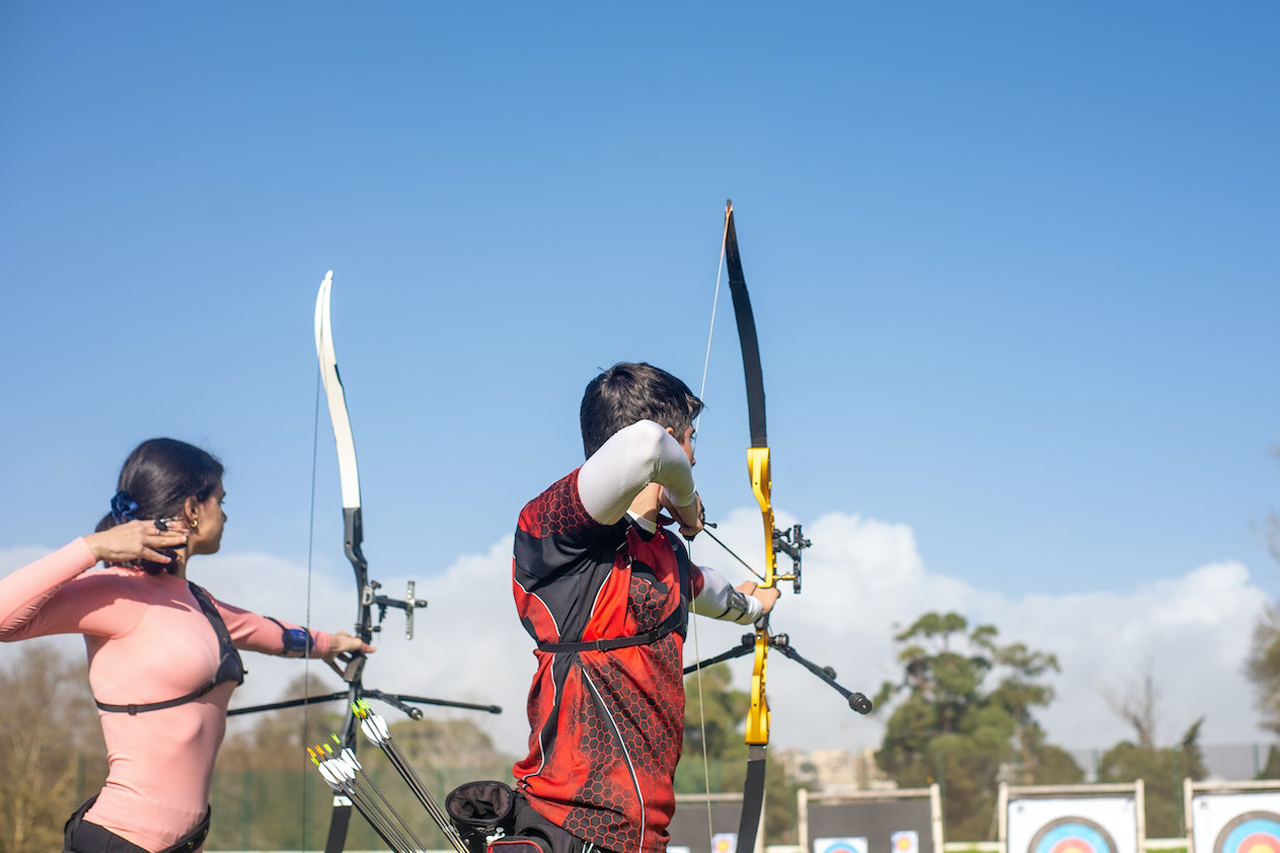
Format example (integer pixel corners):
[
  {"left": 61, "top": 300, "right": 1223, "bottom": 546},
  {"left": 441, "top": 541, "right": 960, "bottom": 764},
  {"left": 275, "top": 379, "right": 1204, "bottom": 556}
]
[{"left": 0, "top": 515, "right": 1272, "bottom": 768}]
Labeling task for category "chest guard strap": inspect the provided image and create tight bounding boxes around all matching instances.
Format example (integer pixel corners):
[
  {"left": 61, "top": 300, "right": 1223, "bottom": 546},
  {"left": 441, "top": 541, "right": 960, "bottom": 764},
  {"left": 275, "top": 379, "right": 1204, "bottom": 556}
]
[
  {"left": 95, "top": 582, "right": 245, "bottom": 715},
  {"left": 536, "top": 603, "right": 687, "bottom": 654}
]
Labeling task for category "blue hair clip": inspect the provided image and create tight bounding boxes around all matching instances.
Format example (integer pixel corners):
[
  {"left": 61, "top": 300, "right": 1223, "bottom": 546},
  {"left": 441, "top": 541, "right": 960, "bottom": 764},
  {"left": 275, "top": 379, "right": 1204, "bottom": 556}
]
[{"left": 110, "top": 491, "right": 140, "bottom": 524}]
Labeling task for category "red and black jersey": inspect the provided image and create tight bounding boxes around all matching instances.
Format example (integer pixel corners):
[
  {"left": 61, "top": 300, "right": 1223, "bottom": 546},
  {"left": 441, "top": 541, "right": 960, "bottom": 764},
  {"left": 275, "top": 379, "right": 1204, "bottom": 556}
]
[{"left": 512, "top": 469, "right": 696, "bottom": 853}]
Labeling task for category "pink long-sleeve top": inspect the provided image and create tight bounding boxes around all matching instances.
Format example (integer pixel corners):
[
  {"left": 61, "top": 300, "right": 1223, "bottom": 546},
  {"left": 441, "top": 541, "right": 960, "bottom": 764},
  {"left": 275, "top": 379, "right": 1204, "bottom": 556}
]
[{"left": 0, "top": 539, "right": 333, "bottom": 852}]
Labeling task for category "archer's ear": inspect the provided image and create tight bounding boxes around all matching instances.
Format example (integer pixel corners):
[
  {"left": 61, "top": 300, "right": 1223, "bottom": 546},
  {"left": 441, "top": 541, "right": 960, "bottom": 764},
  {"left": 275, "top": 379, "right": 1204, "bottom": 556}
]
[{"left": 183, "top": 495, "right": 200, "bottom": 523}]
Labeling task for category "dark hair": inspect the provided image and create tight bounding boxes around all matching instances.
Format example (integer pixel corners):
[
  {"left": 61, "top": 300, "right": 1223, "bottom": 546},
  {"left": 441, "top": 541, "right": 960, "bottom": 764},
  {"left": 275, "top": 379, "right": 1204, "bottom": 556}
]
[
  {"left": 579, "top": 363, "right": 703, "bottom": 458},
  {"left": 95, "top": 438, "right": 224, "bottom": 575}
]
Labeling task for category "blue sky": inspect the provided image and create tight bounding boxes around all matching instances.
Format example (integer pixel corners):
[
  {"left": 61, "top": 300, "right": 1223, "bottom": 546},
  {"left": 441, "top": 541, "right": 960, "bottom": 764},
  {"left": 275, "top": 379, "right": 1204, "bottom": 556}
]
[{"left": 2, "top": 2, "right": 1278, "bottom": 755}]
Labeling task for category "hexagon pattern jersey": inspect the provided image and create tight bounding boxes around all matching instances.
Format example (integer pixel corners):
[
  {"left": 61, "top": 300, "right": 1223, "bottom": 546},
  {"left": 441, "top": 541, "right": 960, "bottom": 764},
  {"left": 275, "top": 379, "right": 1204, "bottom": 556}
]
[{"left": 512, "top": 468, "right": 698, "bottom": 853}]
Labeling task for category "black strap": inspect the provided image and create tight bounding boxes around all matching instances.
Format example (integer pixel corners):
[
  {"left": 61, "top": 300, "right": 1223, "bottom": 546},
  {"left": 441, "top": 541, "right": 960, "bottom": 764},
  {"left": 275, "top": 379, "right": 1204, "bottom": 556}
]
[
  {"left": 187, "top": 582, "right": 245, "bottom": 686},
  {"left": 95, "top": 582, "right": 244, "bottom": 715},
  {"left": 94, "top": 679, "right": 224, "bottom": 715},
  {"left": 536, "top": 604, "right": 686, "bottom": 654}
]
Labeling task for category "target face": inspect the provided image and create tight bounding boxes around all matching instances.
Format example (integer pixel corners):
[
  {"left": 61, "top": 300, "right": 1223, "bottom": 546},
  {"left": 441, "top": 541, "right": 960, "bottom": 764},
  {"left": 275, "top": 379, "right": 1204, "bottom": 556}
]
[
  {"left": 1027, "top": 816, "right": 1118, "bottom": 853},
  {"left": 1214, "top": 811, "right": 1280, "bottom": 853},
  {"left": 814, "top": 836, "right": 868, "bottom": 853}
]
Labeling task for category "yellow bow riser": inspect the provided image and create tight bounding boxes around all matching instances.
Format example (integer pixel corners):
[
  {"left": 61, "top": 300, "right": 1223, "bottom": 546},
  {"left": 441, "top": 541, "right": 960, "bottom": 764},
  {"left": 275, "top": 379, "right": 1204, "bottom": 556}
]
[
  {"left": 745, "top": 445, "right": 774, "bottom": 746},
  {"left": 747, "top": 447, "right": 776, "bottom": 580}
]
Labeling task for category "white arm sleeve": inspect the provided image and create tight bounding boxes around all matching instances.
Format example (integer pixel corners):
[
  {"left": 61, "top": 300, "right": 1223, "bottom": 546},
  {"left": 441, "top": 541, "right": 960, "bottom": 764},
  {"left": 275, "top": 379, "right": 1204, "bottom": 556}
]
[
  {"left": 692, "top": 565, "right": 763, "bottom": 625},
  {"left": 577, "top": 420, "right": 696, "bottom": 525}
]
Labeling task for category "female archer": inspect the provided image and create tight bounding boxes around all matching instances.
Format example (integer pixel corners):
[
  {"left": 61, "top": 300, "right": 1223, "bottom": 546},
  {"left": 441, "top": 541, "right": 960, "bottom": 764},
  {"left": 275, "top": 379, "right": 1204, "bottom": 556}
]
[{"left": 0, "top": 437, "right": 373, "bottom": 853}]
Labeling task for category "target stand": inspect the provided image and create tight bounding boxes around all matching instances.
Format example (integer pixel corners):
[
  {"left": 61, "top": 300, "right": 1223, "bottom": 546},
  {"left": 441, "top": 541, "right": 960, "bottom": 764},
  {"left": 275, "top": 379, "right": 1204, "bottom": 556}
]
[
  {"left": 1185, "top": 779, "right": 1280, "bottom": 853},
  {"left": 999, "top": 781, "right": 1145, "bottom": 853},
  {"left": 798, "top": 784, "right": 943, "bottom": 853}
]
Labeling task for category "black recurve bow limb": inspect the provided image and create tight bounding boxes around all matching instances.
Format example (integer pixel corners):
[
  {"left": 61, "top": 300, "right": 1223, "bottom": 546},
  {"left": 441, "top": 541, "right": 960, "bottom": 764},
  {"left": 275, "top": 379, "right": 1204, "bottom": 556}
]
[{"left": 688, "top": 202, "right": 872, "bottom": 853}]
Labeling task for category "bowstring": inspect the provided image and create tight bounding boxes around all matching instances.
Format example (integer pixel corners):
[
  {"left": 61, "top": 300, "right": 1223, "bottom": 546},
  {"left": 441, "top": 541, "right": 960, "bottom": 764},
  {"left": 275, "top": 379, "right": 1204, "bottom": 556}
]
[
  {"left": 689, "top": 208, "right": 731, "bottom": 847},
  {"left": 302, "top": 365, "right": 322, "bottom": 852}
]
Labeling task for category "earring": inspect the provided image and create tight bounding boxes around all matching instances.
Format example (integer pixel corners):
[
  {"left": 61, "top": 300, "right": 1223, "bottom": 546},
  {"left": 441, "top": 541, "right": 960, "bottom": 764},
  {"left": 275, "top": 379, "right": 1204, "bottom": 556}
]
[{"left": 190, "top": 517, "right": 200, "bottom": 531}]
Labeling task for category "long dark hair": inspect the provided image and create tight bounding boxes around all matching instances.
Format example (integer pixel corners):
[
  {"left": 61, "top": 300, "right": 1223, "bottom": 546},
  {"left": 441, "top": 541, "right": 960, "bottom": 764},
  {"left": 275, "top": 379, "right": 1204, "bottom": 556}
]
[
  {"left": 580, "top": 363, "right": 703, "bottom": 458},
  {"left": 95, "top": 438, "right": 224, "bottom": 575}
]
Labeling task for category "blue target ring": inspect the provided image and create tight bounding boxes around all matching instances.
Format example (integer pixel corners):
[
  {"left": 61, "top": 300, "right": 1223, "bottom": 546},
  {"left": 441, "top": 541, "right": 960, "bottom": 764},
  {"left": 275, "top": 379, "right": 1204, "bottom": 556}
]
[
  {"left": 1027, "top": 817, "right": 1117, "bottom": 853},
  {"left": 1213, "top": 811, "right": 1280, "bottom": 853}
]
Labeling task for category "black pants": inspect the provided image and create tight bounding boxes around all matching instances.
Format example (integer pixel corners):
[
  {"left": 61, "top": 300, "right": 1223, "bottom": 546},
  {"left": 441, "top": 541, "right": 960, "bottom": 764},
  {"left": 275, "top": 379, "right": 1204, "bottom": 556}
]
[
  {"left": 66, "top": 820, "right": 152, "bottom": 853},
  {"left": 64, "top": 797, "right": 211, "bottom": 853}
]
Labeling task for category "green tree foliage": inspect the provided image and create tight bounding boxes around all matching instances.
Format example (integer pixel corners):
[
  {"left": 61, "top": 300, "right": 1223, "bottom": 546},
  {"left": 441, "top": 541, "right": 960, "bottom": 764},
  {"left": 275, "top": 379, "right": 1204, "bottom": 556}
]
[
  {"left": 676, "top": 662, "right": 799, "bottom": 845},
  {"left": 678, "top": 662, "right": 750, "bottom": 791},
  {"left": 0, "top": 641, "right": 107, "bottom": 853},
  {"left": 1098, "top": 718, "right": 1206, "bottom": 837},
  {"left": 1256, "top": 744, "right": 1280, "bottom": 780},
  {"left": 874, "top": 612, "right": 1080, "bottom": 842},
  {"left": 1246, "top": 605, "right": 1280, "bottom": 736},
  {"left": 1247, "top": 449, "right": 1280, "bottom": 735}
]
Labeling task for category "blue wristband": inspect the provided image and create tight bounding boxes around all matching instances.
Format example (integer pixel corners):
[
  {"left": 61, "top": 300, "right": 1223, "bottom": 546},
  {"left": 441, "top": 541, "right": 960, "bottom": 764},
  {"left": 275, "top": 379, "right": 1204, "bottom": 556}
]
[{"left": 281, "top": 627, "right": 311, "bottom": 655}]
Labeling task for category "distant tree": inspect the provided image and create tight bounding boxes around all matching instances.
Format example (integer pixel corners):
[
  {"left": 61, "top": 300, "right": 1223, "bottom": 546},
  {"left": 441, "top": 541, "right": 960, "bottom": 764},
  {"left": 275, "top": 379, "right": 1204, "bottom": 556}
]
[
  {"left": 1103, "top": 668, "right": 1160, "bottom": 749},
  {"left": 678, "top": 661, "right": 749, "bottom": 790},
  {"left": 1247, "top": 606, "right": 1280, "bottom": 735},
  {"left": 1098, "top": 717, "right": 1207, "bottom": 838},
  {"left": 1256, "top": 745, "right": 1280, "bottom": 780},
  {"left": 1247, "top": 447, "right": 1280, "bottom": 733},
  {"left": 0, "top": 642, "right": 107, "bottom": 853},
  {"left": 1265, "top": 446, "right": 1280, "bottom": 567},
  {"left": 874, "top": 612, "right": 1079, "bottom": 842}
]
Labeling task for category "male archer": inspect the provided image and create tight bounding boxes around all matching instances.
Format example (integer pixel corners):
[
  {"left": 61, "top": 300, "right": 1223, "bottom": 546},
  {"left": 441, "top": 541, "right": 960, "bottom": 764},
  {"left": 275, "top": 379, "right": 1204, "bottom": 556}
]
[{"left": 509, "top": 362, "right": 780, "bottom": 853}]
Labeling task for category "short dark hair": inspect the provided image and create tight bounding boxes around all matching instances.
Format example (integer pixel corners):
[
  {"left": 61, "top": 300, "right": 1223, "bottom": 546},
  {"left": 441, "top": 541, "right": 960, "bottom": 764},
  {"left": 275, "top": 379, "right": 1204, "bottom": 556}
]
[
  {"left": 96, "top": 438, "right": 224, "bottom": 575},
  {"left": 579, "top": 363, "right": 703, "bottom": 458}
]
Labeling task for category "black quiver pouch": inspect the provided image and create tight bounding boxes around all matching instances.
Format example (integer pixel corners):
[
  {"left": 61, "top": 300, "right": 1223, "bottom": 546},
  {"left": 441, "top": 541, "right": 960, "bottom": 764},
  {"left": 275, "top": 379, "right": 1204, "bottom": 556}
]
[{"left": 447, "top": 780, "right": 518, "bottom": 853}]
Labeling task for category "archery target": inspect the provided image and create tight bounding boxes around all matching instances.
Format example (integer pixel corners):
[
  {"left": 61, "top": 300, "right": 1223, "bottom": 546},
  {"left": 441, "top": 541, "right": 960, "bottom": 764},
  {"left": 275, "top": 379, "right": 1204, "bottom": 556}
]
[
  {"left": 814, "top": 837, "right": 869, "bottom": 853},
  {"left": 893, "top": 830, "right": 920, "bottom": 853},
  {"left": 1028, "top": 817, "right": 1117, "bottom": 853},
  {"left": 1191, "top": 792, "right": 1280, "bottom": 853},
  {"left": 712, "top": 833, "right": 737, "bottom": 853},
  {"left": 1008, "top": 797, "right": 1138, "bottom": 853},
  {"left": 1214, "top": 813, "right": 1280, "bottom": 853}
]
